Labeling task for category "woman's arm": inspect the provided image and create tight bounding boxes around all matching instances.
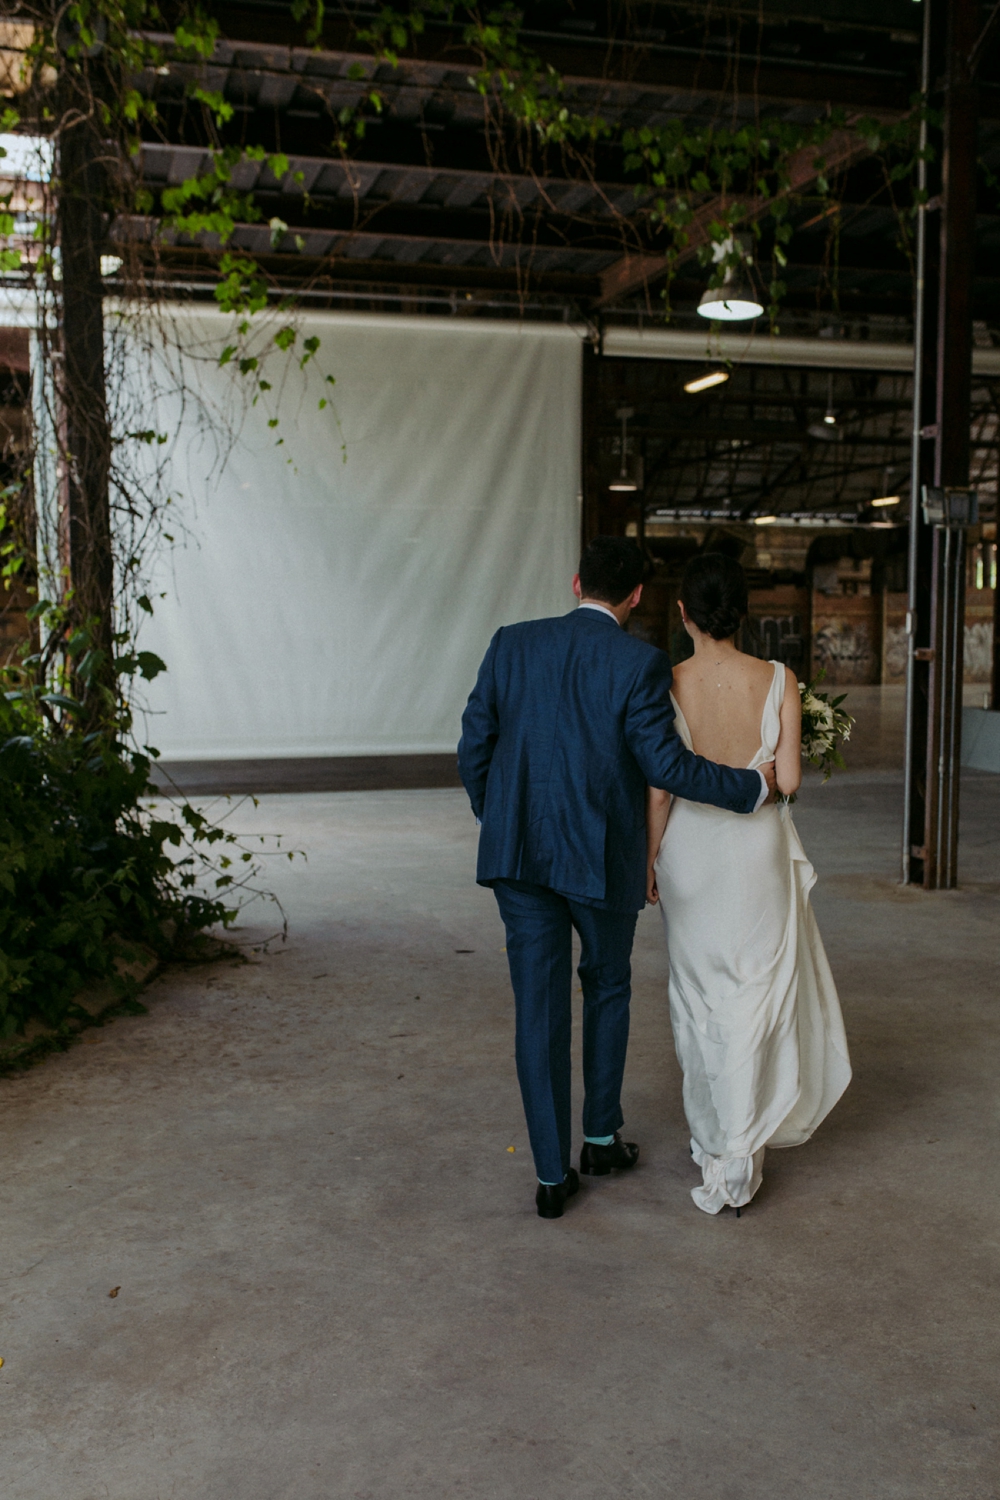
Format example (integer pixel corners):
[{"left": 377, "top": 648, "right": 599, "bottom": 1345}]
[
  {"left": 646, "top": 786, "right": 671, "bottom": 903},
  {"left": 774, "top": 666, "right": 802, "bottom": 797}
]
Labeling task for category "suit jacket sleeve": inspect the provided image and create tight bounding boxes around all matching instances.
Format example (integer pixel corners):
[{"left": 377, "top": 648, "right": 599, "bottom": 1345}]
[
  {"left": 624, "top": 652, "right": 762, "bottom": 815},
  {"left": 457, "top": 629, "right": 502, "bottom": 819}
]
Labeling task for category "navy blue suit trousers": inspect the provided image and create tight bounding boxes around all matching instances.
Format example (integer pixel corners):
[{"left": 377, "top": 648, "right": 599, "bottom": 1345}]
[{"left": 494, "top": 879, "right": 637, "bottom": 1184}]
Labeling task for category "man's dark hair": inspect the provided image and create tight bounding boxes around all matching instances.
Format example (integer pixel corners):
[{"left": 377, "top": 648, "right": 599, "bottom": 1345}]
[{"left": 578, "top": 537, "right": 645, "bottom": 605}]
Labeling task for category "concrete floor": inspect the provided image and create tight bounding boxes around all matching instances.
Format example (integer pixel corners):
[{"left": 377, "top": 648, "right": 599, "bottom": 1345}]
[{"left": 2, "top": 771, "right": 999, "bottom": 1500}]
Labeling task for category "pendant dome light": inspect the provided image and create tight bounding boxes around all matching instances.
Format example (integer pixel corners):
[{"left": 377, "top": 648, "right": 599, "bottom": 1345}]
[
  {"left": 696, "top": 236, "right": 764, "bottom": 323},
  {"left": 609, "top": 406, "right": 641, "bottom": 492}
]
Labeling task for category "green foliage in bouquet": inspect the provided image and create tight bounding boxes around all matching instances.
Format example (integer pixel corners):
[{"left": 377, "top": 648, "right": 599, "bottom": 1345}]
[
  {"left": 799, "top": 673, "right": 855, "bottom": 780},
  {"left": 778, "top": 672, "right": 855, "bottom": 806}
]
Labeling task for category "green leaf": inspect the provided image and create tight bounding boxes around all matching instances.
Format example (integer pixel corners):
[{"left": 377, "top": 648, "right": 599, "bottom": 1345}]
[
  {"left": 40, "top": 693, "right": 84, "bottom": 714},
  {"left": 137, "top": 652, "right": 167, "bottom": 682}
]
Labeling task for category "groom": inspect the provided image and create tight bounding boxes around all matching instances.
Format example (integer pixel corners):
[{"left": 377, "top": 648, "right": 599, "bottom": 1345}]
[{"left": 458, "top": 538, "right": 774, "bottom": 1219}]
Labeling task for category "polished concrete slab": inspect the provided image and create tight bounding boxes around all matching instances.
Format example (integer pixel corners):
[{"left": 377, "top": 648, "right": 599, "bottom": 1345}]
[{"left": 1, "top": 771, "right": 998, "bottom": 1500}]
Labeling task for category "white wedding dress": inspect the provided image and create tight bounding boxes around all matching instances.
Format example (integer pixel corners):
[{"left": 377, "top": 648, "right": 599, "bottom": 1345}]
[{"left": 654, "top": 660, "right": 852, "bottom": 1214}]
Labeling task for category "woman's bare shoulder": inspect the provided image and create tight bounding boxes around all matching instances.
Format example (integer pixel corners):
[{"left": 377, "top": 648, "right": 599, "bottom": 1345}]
[{"left": 737, "top": 651, "right": 779, "bottom": 682}]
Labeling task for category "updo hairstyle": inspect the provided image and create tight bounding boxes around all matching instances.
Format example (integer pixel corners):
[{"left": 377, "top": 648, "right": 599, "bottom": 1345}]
[{"left": 680, "top": 552, "right": 748, "bottom": 641}]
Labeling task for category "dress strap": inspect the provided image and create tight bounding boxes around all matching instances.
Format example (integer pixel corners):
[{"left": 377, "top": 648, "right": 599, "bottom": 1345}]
[{"left": 758, "top": 661, "right": 786, "bottom": 759}]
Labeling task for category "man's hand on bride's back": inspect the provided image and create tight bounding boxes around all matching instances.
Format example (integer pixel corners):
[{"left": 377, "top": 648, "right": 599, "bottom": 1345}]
[{"left": 760, "top": 761, "right": 777, "bottom": 801}]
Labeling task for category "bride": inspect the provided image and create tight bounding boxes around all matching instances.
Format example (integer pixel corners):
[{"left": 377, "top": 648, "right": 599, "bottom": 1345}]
[{"left": 646, "top": 553, "right": 852, "bottom": 1215}]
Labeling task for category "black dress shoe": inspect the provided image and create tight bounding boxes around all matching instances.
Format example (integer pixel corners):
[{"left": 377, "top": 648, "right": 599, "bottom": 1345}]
[
  {"left": 535, "top": 1168, "right": 580, "bottom": 1220},
  {"left": 579, "top": 1133, "right": 640, "bottom": 1176}
]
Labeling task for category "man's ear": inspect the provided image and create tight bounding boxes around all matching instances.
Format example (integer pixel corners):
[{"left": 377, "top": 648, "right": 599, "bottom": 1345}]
[
  {"left": 572, "top": 573, "right": 583, "bottom": 600},
  {"left": 630, "top": 583, "right": 643, "bottom": 609}
]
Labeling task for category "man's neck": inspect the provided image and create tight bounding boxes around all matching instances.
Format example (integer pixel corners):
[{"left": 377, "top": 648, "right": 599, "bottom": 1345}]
[{"left": 579, "top": 597, "right": 630, "bottom": 627}]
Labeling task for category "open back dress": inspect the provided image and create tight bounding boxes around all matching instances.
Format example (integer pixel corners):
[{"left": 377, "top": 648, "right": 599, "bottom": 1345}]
[{"left": 653, "top": 659, "right": 852, "bottom": 1213}]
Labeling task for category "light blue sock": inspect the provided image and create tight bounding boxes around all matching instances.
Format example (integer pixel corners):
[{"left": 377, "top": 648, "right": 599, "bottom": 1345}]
[
  {"left": 585, "top": 1134, "right": 615, "bottom": 1146},
  {"left": 538, "top": 1178, "right": 562, "bottom": 1186}
]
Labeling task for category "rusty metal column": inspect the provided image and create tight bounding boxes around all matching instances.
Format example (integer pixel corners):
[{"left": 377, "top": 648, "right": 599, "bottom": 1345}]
[
  {"left": 902, "top": 0, "right": 936, "bottom": 885},
  {"left": 904, "top": 0, "right": 979, "bottom": 889}
]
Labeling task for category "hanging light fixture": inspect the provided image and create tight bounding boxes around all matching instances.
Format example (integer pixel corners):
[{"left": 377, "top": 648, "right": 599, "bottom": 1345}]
[
  {"left": 684, "top": 369, "right": 730, "bottom": 394},
  {"left": 696, "top": 237, "right": 764, "bottom": 323},
  {"left": 871, "top": 495, "right": 901, "bottom": 508},
  {"left": 823, "top": 371, "right": 837, "bottom": 425},
  {"left": 609, "top": 406, "right": 640, "bottom": 492}
]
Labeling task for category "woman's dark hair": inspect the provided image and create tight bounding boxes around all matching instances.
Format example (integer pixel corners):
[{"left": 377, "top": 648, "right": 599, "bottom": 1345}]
[
  {"left": 578, "top": 536, "right": 644, "bottom": 604},
  {"left": 680, "top": 552, "right": 748, "bottom": 640}
]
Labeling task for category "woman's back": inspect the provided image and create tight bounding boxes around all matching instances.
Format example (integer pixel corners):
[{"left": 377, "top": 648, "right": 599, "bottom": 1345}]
[{"left": 671, "top": 649, "right": 779, "bottom": 768}]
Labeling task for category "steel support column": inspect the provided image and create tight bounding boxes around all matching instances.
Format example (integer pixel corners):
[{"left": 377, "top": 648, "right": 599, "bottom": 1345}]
[{"left": 904, "top": 0, "right": 979, "bottom": 889}]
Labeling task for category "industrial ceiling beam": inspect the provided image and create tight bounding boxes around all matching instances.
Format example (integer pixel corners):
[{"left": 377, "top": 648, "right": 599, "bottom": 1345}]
[
  {"left": 129, "top": 242, "right": 602, "bottom": 298},
  {"left": 131, "top": 188, "right": 630, "bottom": 257},
  {"left": 172, "top": 5, "right": 920, "bottom": 113}
]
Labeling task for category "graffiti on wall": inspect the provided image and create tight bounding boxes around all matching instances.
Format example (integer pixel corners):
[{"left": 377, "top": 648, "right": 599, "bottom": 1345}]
[
  {"left": 965, "top": 622, "right": 993, "bottom": 681},
  {"left": 881, "top": 621, "right": 992, "bottom": 682},
  {"left": 883, "top": 624, "right": 908, "bottom": 681},
  {"left": 813, "top": 621, "right": 878, "bottom": 685},
  {"left": 743, "top": 615, "right": 806, "bottom": 670}
]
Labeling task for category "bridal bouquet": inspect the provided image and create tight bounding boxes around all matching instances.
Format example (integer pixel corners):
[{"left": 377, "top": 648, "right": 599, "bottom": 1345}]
[
  {"left": 778, "top": 674, "right": 854, "bottom": 805},
  {"left": 799, "top": 674, "right": 854, "bottom": 780}
]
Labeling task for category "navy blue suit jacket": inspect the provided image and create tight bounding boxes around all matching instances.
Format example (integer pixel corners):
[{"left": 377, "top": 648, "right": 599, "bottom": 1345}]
[{"left": 457, "top": 608, "right": 762, "bottom": 913}]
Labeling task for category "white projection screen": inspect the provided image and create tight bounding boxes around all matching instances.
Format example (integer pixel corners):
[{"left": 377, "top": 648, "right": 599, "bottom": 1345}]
[{"left": 138, "top": 311, "right": 583, "bottom": 759}]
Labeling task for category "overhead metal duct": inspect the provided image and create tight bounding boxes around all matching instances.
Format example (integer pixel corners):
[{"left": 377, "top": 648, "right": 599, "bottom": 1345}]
[{"left": 602, "top": 325, "right": 1000, "bottom": 376}]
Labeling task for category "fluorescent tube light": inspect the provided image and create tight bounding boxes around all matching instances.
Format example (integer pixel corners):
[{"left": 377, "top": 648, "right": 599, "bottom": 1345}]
[{"left": 684, "top": 370, "right": 730, "bottom": 393}]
